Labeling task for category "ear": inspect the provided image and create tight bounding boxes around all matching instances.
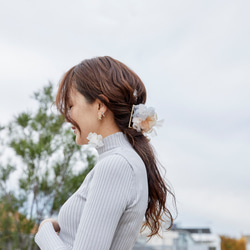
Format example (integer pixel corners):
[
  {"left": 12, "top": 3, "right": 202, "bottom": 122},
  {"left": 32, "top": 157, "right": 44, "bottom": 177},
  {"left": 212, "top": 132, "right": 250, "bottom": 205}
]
[{"left": 96, "top": 94, "right": 109, "bottom": 114}]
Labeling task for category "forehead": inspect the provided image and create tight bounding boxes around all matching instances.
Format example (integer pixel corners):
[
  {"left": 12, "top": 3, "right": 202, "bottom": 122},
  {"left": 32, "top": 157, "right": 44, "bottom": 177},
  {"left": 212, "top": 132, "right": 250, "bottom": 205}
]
[
  {"left": 67, "top": 79, "right": 78, "bottom": 101},
  {"left": 68, "top": 87, "right": 88, "bottom": 105},
  {"left": 68, "top": 86, "right": 77, "bottom": 101}
]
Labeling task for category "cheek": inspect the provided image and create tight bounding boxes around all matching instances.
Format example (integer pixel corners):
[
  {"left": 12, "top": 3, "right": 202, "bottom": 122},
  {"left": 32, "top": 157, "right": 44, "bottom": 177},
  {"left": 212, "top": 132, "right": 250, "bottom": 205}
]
[
  {"left": 72, "top": 108, "right": 99, "bottom": 139},
  {"left": 77, "top": 115, "right": 97, "bottom": 136}
]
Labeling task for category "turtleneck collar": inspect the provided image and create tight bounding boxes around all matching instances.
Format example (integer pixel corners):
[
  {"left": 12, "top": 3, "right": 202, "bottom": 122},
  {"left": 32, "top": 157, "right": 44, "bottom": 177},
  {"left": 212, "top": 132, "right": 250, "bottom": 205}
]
[{"left": 96, "top": 132, "right": 131, "bottom": 155}]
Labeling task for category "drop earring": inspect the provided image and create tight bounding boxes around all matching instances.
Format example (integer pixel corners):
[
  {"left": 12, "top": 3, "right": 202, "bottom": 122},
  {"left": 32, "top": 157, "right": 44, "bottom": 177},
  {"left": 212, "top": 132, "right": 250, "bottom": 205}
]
[{"left": 98, "top": 112, "right": 105, "bottom": 120}]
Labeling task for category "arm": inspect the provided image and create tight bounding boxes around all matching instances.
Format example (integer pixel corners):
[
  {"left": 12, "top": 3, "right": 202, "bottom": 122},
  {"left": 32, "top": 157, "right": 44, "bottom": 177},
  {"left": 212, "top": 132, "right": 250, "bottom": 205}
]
[
  {"left": 35, "top": 155, "right": 133, "bottom": 250},
  {"left": 72, "top": 154, "right": 133, "bottom": 249}
]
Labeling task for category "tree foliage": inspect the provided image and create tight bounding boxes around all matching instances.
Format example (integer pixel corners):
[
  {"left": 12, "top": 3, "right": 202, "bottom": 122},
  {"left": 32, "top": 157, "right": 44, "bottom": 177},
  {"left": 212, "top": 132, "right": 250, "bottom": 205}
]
[{"left": 0, "top": 83, "right": 96, "bottom": 250}]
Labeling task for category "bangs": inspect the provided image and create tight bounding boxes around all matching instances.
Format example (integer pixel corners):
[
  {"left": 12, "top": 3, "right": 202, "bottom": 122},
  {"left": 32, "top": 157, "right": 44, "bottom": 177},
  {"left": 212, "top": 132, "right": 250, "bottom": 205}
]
[{"left": 55, "top": 66, "right": 76, "bottom": 121}]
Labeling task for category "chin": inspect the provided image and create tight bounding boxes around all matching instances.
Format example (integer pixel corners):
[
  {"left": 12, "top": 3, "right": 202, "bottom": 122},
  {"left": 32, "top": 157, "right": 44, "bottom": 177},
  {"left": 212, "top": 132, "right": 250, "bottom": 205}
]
[
  {"left": 75, "top": 138, "right": 84, "bottom": 146},
  {"left": 75, "top": 135, "right": 87, "bottom": 146}
]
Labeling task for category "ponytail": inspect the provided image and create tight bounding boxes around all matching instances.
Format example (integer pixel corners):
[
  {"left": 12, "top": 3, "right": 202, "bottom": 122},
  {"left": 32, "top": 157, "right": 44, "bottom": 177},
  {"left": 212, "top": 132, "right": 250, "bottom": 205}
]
[{"left": 123, "top": 127, "right": 175, "bottom": 237}]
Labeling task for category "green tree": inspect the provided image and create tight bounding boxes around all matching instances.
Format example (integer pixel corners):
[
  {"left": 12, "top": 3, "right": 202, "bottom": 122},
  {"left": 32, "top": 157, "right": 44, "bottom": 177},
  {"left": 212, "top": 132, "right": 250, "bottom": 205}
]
[{"left": 0, "top": 83, "right": 96, "bottom": 250}]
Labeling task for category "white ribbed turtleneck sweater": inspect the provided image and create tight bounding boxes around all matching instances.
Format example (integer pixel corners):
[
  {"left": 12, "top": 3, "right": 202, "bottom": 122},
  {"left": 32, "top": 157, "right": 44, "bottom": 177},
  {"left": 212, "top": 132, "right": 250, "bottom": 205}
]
[{"left": 35, "top": 132, "right": 148, "bottom": 250}]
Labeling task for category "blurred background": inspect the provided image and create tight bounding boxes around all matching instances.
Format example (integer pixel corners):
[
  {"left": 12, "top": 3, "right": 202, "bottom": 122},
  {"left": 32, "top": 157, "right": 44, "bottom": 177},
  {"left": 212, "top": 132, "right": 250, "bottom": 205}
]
[{"left": 0, "top": 0, "right": 249, "bottom": 241}]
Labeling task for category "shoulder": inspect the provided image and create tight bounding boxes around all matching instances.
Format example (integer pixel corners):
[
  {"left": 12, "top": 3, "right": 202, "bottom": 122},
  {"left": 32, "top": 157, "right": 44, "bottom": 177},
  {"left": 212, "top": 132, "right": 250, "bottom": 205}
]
[
  {"left": 115, "top": 147, "right": 146, "bottom": 175},
  {"left": 95, "top": 153, "right": 133, "bottom": 177},
  {"left": 96, "top": 147, "right": 146, "bottom": 179},
  {"left": 100, "top": 145, "right": 144, "bottom": 164},
  {"left": 90, "top": 154, "right": 135, "bottom": 201}
]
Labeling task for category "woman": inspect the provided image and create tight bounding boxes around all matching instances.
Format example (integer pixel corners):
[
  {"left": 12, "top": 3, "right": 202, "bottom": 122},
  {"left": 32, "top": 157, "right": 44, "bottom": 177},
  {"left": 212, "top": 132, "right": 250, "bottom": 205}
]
[{"left": 35, "top": 56, "right": 175, "bottom": 250}]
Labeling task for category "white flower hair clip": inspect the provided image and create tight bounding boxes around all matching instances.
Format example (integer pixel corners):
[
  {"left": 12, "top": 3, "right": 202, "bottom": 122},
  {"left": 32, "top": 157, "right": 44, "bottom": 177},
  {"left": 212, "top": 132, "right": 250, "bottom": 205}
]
[
  {"left": 87, "top": 132, "right": 104, "bottom": 148},
  {"left": 128, "top": 104, "right": 163, "bottom": 135}
]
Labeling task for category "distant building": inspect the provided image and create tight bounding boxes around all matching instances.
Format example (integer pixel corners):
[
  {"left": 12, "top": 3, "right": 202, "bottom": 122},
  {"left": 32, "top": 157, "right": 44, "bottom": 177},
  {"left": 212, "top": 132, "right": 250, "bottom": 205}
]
[
  {"left": 173, "top": 228, "right": 221, "bottom": 250},
  {"left": 133, "top": 241, "right": 157, "bottom": 250},
  {"left": 133, "top": 227, "right": 221, "bottom": 250}
]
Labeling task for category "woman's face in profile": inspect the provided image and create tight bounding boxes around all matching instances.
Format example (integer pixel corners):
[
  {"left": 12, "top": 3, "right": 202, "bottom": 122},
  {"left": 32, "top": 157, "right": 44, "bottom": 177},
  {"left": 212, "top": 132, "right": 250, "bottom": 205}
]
[{"left": 68, "top": 88, "right": 99, "bottom": 145}]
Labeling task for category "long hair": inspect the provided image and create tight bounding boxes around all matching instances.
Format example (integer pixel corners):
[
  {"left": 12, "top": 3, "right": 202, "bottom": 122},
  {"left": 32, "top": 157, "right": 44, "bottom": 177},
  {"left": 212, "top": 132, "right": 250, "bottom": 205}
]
[{"left": 56, "top": 56, "right": 176, "bottom": 237}]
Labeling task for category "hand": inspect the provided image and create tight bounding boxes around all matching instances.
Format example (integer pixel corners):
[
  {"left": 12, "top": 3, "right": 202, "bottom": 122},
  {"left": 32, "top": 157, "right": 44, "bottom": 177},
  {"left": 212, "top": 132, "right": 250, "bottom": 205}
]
[{"left": 38, "top": 218, "right": 60, "bottom": 233}]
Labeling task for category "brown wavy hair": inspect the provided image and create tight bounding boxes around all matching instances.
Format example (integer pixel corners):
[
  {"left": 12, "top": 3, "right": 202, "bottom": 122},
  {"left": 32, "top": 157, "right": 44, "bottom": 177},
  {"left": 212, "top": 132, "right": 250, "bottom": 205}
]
[{"left": 55, "top": 56, "right": 176, "bottom": 237}]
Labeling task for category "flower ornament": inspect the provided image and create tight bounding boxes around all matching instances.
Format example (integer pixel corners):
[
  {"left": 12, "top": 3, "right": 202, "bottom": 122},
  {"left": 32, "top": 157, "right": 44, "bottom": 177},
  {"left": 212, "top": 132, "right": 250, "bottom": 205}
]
[
  {"left": 87, "top": 132, "right": 104, "bottom": 148},
  {"left": 130, "top": 104, "right": 163, "bottom": 135}
]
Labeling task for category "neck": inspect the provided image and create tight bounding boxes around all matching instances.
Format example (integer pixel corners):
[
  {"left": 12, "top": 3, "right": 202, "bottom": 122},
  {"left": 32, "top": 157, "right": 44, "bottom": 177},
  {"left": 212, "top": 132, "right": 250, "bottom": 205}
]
[{"left": 97, "top": 112, "right": 121, "bottom": 139}]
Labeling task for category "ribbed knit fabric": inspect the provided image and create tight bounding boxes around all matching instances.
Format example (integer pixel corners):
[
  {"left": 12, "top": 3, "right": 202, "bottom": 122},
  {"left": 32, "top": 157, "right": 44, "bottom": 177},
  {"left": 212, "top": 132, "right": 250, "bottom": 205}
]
[{"left": 35, "top": 132, "right": 148, "bottom": 250}]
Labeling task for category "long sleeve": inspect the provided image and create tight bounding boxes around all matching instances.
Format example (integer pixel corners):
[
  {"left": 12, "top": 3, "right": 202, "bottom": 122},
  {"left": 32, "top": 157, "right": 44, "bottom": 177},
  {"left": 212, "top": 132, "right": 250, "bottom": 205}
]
[
  {"left": 35, "top": 132, "right": 148, "bottom": 250},
  {"left": 35, "top": 222, "right": 70, "bottom": 250},
  {"left": 35, "top": 154, "right": 134, "bottom": 250}
]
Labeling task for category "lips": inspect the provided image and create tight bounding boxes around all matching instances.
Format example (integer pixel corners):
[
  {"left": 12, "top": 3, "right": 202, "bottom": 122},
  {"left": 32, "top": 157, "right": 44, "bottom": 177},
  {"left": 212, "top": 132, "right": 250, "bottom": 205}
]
[{"left": 71, "top": 126, "right": 77, "bottom": 134}]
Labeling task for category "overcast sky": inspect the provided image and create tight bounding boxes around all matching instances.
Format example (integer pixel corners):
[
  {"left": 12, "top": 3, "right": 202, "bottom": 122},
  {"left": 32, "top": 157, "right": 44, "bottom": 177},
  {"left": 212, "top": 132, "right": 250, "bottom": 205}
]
[{"left": 0, "top": 0, "right": 249, "bottom": 238}]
